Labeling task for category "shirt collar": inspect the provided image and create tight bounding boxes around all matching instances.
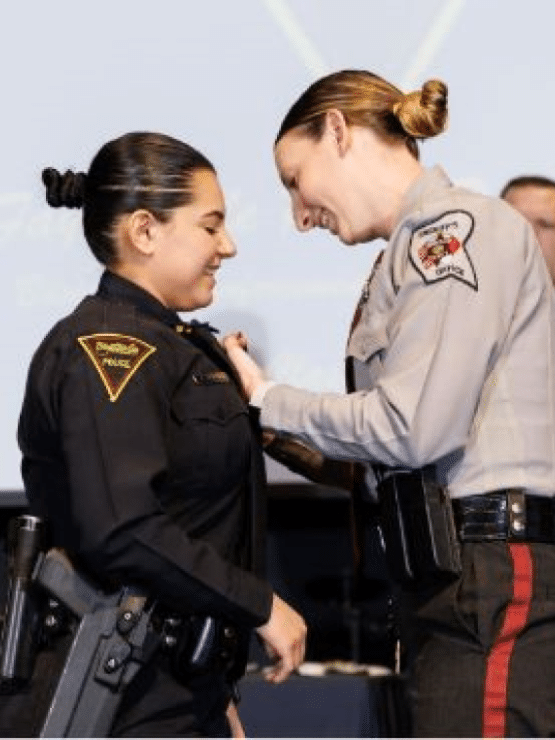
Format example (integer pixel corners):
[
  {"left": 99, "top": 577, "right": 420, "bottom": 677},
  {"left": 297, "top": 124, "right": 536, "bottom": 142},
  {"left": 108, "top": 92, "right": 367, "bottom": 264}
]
[
  {"left": 97, "top": 270, "right": 183, "bottom": 329},
  {"left": 395, "top": 164, "right": 453, "bottom": 226},
  {"left": 96, "top": 271, "right": 220, "bottom": 336}
]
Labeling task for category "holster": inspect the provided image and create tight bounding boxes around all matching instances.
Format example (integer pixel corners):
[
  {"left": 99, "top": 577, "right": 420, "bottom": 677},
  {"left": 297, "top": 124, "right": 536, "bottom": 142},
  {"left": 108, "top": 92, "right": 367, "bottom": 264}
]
[
  {"left": 0, "top": 518, "right": 160, "bottom": 738},
  {"left": 34, "top": 548, "right": 160, "bottom": 738},
  {"left": 377, "top": 470, "right": 462, "bottom": 587},
  {"left": 159, "top": 611, "right": 247, "bottom": 687}
]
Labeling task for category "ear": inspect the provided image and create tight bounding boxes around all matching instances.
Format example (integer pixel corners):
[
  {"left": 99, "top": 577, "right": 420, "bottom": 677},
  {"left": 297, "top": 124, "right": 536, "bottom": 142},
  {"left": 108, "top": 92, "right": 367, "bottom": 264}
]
[
  {"left": 125, "top": 209, "right": 159, "bottom": 256},
  {"left": 324, "top": 109, "right": 351, "bottom": 155}
]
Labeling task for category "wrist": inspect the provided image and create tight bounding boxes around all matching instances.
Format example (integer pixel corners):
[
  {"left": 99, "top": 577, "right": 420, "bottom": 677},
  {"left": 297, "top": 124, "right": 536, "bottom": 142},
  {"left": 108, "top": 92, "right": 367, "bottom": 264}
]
[{"left": 250, "top": 380, "right": 276, "bottom": 407}]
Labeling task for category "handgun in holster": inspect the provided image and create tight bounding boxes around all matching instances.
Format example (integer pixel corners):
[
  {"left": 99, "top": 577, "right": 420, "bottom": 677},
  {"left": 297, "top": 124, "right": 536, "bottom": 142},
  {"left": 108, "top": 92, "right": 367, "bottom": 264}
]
[
  {"left": 0, "top": 515, "right": 160, "bottom": 737},
  {"left": 376, "top": 469, "right": 462, "bottom": 587}
]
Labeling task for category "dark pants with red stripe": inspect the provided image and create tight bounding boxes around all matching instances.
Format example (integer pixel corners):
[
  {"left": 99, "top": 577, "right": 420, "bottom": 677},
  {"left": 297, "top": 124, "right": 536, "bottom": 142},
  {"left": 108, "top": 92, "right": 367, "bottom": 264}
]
[{"left": 401, "top": 541, "right": 555, "bottom": 738}]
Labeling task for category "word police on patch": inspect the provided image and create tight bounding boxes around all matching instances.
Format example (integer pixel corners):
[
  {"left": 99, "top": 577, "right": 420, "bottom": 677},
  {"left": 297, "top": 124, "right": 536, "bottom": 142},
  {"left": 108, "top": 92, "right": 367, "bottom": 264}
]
[
  {"left": 409, "top": 210, "right": 478, "bottom": 290},
  {"left": 78, "top": 333, "right": 156, "bottom": 402}
]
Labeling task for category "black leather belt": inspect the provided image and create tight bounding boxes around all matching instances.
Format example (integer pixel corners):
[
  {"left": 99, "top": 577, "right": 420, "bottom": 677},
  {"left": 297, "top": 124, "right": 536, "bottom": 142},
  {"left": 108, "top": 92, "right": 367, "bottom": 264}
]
[{"left": 452, "top": 490, "right": 555, "bottom": 542}]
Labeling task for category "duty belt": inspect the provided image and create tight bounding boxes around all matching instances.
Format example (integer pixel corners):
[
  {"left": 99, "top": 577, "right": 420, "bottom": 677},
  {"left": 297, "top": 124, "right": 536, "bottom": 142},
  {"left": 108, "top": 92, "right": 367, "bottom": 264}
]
[{"left": 452, "top": 490, "right": 555, "bottom": 542}]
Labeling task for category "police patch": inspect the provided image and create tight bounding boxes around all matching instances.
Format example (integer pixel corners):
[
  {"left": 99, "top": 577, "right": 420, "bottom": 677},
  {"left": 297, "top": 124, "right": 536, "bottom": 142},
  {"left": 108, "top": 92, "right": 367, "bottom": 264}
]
[
  {"left": 409, "top": 210, "right": 477, "bottom": 290},
  {"left": 77, "top": 333, "right": 156, "bottom": 402}
]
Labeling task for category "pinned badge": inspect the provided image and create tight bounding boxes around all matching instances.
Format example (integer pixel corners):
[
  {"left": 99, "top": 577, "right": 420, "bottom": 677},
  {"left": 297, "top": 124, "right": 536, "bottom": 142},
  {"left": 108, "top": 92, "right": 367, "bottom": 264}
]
[
  {"left": 77, "top": 333, "right": 156, "bottom": 402},
  {"left": 409, "top": 210, "right": 477, "bottom": 290}
]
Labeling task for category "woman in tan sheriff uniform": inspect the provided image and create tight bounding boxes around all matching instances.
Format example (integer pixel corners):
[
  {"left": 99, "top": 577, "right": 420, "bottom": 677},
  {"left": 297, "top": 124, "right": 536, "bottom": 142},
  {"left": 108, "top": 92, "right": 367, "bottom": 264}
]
[
  {"left": 12, "top": 131, "right": 306, "bottom": 738},
  {"left": 224, "top": 70, "right": 555, "bottom": 738}
]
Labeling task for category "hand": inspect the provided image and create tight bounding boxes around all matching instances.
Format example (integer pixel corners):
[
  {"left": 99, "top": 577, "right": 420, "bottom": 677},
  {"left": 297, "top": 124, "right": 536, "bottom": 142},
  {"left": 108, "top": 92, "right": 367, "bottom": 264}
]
[
  {"left": 222, "top": 332, "right": 266, "bottom": 400},
  {"left": 255, "top": 593, "right": 307, "bottom": 683},
  {"left": 226, "top": 700, "right": 246, "bottom": 738}
]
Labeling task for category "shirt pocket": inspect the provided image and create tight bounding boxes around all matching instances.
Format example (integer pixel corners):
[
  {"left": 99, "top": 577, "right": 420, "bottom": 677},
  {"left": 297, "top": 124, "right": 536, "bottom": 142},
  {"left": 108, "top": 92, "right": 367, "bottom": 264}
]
[
  {"left": 171, "top": 378, "right": 248, "bottom": 425},
  {"left": 347, "top": 319, "right": 388, "bottom": 390},
  {"left": 169, "top": 382, "right": 251, "bottom": 495}
]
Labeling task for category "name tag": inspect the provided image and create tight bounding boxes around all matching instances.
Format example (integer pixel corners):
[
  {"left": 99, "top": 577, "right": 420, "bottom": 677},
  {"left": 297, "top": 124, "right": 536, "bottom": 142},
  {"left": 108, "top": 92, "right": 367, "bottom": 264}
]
[{"left": 192, "top": 371, "right": 230, "bottom": 386}]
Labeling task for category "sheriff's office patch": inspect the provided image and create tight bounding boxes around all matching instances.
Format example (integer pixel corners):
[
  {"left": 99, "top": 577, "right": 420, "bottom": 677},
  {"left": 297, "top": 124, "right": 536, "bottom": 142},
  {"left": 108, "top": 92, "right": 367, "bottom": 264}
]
[
  {"left": 409, "top": 210, "right": 477, "bottom": 290},
  {"left": 77, "top": 333, "right": 156, "bottom": 402}
]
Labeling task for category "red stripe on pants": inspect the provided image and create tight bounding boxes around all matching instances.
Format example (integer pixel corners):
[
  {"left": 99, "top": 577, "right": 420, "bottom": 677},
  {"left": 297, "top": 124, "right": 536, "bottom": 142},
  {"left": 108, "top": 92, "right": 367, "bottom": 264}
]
[{"left": 482, "top": 543, "right": 533, "bottom": 738}]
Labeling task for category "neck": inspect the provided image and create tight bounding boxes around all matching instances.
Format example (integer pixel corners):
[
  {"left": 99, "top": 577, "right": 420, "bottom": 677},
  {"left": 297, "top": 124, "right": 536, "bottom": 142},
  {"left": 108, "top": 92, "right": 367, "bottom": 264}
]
[
  {"left": 380, "top": 153, "right": 424, "bottom": 239},
  {"left": 351, "top": 129, "right": 424, "bottom": 240}
]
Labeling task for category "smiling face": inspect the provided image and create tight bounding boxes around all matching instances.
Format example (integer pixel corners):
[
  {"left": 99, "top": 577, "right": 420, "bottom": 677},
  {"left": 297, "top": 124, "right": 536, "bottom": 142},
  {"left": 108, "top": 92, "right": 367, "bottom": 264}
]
[
  {"left": 274, "top": 119, "right": 399, "bottom": 245},
  {"left": 274, "top": 126, "right": 359, "bottom": 244},
  {"left": 128, "top": 168, "right": 236, "bottom": 311}
]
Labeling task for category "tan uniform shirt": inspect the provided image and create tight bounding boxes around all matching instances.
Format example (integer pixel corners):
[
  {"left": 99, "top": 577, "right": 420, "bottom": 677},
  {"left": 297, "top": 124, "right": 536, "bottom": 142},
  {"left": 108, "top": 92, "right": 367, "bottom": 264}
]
[{"left": 258, "top": 166, "right": 555, "bottom": 498}]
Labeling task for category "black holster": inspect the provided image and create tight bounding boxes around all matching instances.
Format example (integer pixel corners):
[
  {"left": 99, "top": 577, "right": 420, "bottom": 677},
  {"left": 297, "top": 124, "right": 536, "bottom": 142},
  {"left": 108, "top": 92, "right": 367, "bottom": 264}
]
[
  {"left": 159, "top": 612, "right": 247, "bottom": 687},
  {"left": 377, "top": 470, "right": 462, "bottom": 587}
]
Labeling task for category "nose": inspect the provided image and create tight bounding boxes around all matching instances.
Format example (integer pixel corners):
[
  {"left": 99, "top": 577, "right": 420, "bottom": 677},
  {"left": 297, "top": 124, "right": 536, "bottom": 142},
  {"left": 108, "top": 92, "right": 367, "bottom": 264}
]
[
  {"left": 219, "top": 229, "right": 237, "bottom": 259},
  {"left": 292, "top": 193, "right": 313, "bottom": 232}
]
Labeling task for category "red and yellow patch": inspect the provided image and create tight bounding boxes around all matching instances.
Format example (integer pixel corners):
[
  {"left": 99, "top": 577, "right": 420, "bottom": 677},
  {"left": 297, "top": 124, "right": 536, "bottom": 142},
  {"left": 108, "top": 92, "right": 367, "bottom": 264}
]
[{"left": 77, "top": 333, "right": 156, "bottom": 402}]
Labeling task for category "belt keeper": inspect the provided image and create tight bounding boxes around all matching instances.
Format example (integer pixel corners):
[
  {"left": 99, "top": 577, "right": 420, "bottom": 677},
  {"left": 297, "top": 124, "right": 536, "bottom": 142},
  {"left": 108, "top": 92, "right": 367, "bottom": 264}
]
[{"left": 508, "top": 489, "right": 526, "bottom": 538}]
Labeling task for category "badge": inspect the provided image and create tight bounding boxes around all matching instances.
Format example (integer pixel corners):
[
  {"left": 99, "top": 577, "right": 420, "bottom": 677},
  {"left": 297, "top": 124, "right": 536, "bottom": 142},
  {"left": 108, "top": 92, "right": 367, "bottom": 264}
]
[
  {"left": 77, "top": 333, "right": 156, "bottom": 402},
  {"left": 409, "top": 210, "right": 477, "bottom": 290}
]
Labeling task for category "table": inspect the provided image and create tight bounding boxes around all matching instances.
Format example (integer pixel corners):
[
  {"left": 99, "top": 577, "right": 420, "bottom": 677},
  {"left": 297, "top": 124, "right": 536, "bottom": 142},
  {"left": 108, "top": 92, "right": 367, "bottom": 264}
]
[{"left": 239, "top": 671, "right": 409, "bottom": 738}]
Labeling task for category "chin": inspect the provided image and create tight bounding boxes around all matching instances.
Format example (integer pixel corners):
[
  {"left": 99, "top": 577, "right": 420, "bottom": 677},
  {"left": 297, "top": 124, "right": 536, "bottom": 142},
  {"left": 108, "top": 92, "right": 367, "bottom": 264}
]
[
  {"left": 197, "top": 291, "right": 215, "bottom": 309},
  {"left": 338, "top": 231, "right": 358, "bottom": 246},
  {"left": 175, "top": 292, "right": 214, "bottom": 312}
]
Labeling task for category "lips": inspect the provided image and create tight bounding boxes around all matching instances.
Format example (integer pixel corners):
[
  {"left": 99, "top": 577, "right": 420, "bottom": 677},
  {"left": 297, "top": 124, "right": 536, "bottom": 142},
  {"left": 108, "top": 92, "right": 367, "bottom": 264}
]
[{"left": 316, "top": 209, "right": 337, "bottom": 234}]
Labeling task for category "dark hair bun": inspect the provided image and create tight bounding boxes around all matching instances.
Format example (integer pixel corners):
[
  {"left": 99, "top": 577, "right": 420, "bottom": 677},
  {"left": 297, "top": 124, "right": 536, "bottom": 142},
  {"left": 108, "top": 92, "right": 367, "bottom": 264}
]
[{"left": 42, "top": 167, "right": 86, "bottom": 209}]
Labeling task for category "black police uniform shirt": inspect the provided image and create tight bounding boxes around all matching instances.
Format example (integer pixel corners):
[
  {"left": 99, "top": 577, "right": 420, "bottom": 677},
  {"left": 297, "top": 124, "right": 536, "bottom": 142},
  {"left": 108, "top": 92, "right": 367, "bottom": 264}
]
[{"left": 18, "top": 271, "right": 273, "bottom": 630}]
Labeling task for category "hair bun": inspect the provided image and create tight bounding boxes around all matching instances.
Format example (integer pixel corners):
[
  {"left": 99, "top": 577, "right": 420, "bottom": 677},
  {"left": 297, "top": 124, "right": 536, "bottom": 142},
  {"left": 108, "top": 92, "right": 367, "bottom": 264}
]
[
  {"left": 393, "top": 79, "right": 448, "bottom": 139},
  {"left": 42, "top": 167, "right": 86, "bottom": 209}
]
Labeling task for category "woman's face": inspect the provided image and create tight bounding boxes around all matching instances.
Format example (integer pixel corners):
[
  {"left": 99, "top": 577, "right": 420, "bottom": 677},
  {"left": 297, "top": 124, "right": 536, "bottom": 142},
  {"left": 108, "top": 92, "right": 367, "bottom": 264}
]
[
  {"left": 274, "top": 125, "right": 375, "bottom": 246},
  {"left": 146, "top": 169, "right": 236, "bottom": 311}
]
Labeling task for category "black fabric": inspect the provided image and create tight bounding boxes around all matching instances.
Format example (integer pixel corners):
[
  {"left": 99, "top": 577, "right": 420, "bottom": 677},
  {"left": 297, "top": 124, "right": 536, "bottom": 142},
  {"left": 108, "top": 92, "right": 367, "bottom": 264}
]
[
  {"left": 401, "top": 541, "right": 555, "bottom": 737},
  {"left": 111, "top": 653, "right": 232, "bottom": 737},
  {"left": 10, "top": 270, "right": 273, "bottom": 737}
]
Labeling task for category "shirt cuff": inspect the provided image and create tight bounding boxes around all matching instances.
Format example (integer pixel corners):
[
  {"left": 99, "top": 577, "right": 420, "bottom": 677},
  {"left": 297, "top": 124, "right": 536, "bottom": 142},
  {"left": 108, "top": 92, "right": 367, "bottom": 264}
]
[{"left": 250, "top": 380, "right": 277, "bottom": 408}]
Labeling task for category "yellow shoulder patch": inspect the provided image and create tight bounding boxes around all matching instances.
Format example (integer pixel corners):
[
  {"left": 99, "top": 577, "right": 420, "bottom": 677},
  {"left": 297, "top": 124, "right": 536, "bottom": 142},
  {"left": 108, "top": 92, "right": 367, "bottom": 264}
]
[{"left": 77, "top": 333, "right": 156, "bottom": 402}]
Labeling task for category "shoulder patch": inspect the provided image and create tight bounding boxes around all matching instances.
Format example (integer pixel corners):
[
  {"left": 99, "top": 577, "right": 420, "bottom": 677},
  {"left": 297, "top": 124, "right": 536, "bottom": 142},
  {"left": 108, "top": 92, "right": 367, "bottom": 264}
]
[
  {"left": 409, "top": 210, "right": 477, "bottom": 290},
  {"left": 77, "top": 333, "right": 156, "bottom": 402}
]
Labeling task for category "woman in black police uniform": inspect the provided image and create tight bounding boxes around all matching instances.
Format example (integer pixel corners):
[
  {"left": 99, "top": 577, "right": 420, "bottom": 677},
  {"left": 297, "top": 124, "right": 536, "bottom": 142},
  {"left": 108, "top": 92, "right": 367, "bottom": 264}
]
[
  {"left": 225, "top": 71, "right": 555, "bottom": 737},
  {"left": 14, "top": 132, "right": 306, "bottom": 737}
]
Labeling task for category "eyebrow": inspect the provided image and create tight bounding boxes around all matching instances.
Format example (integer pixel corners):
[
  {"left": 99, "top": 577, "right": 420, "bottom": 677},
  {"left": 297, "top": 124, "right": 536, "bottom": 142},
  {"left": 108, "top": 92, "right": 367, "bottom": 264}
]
[{"left": 201, "top": 210, "right": 225, "bottom": 221}]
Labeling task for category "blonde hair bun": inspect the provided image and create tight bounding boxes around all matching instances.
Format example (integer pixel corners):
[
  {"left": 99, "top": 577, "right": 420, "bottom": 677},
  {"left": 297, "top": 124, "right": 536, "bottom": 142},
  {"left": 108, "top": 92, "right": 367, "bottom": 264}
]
[{"left": 393, "top": 79, "right": 448, "bottom": 139}]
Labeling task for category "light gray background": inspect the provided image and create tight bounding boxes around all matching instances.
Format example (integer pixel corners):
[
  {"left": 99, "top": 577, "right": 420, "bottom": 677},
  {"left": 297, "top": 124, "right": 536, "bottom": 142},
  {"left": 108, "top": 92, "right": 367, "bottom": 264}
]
[{"left": 2, "top": 0, "right": 553, "bottom": 490}]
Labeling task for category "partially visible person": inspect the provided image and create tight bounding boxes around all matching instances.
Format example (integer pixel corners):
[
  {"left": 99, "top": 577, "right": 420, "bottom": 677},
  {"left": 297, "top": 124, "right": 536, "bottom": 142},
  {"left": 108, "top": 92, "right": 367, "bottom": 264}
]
[
  {"left": 501, "top": 175, "right": 555, "bottom": 284},
  {"left": 6, "top": 132, "right": 306, "bottom": 738},
  {"left": 225, "top": 70, "right": 555, "bottom": 738}
]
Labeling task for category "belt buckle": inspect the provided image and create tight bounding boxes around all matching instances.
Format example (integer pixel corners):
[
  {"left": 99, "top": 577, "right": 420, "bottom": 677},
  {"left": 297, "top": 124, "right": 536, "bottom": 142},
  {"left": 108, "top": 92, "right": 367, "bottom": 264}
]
[{"left": 507, "top": 489, "right": 526, "bottom": 539}]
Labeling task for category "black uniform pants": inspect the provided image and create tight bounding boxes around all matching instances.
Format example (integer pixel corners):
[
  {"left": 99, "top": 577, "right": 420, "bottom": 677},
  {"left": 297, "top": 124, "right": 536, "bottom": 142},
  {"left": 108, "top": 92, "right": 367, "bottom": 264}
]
[
  {"left": 111, "top": 652, "right": 232, "bottom": 737},
  {"left": 0, "top": 640, "right": 232, "bottom": 738},
  {"left": 401, "top": 541, "right": 555, "bottom": 737}
]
